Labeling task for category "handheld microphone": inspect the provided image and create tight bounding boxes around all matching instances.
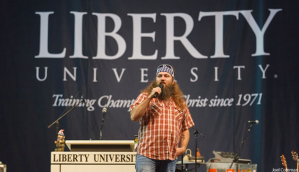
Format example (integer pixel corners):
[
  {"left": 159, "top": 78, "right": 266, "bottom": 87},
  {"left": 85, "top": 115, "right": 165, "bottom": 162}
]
[
  {"left": 247, "top": 120, "right": 259, "bottom": 124},
  {"left": 153, "top": 84, "right": 164, "bottom": 98}
]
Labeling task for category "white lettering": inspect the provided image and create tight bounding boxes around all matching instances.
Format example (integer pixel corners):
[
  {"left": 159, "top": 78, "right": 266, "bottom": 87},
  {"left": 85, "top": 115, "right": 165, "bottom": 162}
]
[
  {"left": 92, "top": 13, "right": 126, "bottom": 60},
  {"left": 199, "top": 11, "right": 239, "bottom": 58},
  {"left": 35, "top": 9, "right": 281, "bottom": 59},
  {"left": 70, "top": 12, "right": 88, "bottom": 59},
  {"left": 240, "top": 9, "right": 282, "bottom": 56},
  {"left": 140, "top": 68, "right": 148, "bottom": 83},
  {"left": 128, "top": 13, "right": 157, "bottom": 60},
  {"left": 190, "top": 67, "right": 198, "bottom": 82},
  {"left": 214, "top": 67, "right": 219, "bottom": 81},
  {"left": 35, "top": 12, "right": 66, "bottom": 58},
  {"left": 161, "top": 13, "right": 207, "bottom": 59},
  {"left": 36, "top": 67, "right": 48, "bottom": 81},
  {"left": 52, "top": 94, "right": 63, "bottom": 106},
  {"left": 63, "top": 67, "right": 77, "bottom": 81},
  {"left": 233, "top": 65, "right": 245, "bottom": 80},
  {"left": 52, "top": 94, "right": 96, "bottom": 111},
  {"left": 93, "top": 68, "right": 97, "bottom": 82},
  {"left": 258, "top": 64, "right": 270, "bottom": 79},
  {"left": 98, "top": 95, "right": 135, "bottom": 111},
  {"left": 112, "top": 68, "right": 126, "bottom": 82}
]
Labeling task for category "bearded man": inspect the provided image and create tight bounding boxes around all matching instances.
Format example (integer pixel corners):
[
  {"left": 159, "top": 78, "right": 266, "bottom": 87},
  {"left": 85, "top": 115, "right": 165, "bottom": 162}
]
[{"left": 130, "top": 64, "right": 194, "bottom": 172}]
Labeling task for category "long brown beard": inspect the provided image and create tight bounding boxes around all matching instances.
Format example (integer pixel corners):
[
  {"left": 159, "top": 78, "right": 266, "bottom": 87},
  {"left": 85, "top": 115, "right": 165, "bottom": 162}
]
[
  {"left": 155, "top": 82, "right": 174, "bottom": 100},
  {"left": 142, "top": 80, "right": 186, "bottom": 110}
]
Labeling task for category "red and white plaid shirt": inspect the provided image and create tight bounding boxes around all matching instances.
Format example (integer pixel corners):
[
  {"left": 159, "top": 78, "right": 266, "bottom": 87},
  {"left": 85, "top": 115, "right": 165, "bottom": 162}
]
[{"left": 130, "top": 93, "right": 194, "bottom": 160}]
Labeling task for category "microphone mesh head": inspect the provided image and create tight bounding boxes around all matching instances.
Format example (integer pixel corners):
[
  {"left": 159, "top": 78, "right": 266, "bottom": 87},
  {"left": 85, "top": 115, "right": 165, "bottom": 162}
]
[
  {"left": 102, "top": 108, "right": 107, "bottom": 113},
  {"left": 255, "top": 120, "right": 259, "bottom": 124}
]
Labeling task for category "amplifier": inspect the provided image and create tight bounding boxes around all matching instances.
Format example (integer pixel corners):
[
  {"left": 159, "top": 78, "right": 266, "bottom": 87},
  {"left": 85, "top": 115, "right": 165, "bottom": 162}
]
[
  {"left": 210, "top": 151, "right": 251, "bottom": 163},
  {"left": 0, "top": 162, "right": 7, "bottom": 172},
  {"left": 206, "top": 162, "right": 257, "bottom": 172}
]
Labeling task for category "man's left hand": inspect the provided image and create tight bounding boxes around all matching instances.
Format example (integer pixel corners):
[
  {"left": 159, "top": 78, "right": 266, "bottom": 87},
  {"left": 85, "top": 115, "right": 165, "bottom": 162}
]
[{"left": 176, "top": 147, "right": 186, "bottom": 157}]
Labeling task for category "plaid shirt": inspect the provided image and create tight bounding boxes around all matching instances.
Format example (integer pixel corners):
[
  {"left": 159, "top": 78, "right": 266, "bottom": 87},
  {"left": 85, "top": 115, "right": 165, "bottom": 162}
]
[{"left": 130, "top": 93, "right": 194, "bottom": 160}]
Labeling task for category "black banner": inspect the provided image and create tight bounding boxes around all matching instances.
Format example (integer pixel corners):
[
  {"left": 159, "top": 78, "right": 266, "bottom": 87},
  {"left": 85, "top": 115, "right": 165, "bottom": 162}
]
[{"left": 0, "top": 0, "right": 298, "bottom": 172}]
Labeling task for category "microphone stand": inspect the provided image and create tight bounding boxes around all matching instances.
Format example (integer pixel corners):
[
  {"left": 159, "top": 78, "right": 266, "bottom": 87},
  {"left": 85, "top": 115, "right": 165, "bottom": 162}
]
[
  {"left": 193, "top": 126, "right": 204, "bottom": 172},
  {"left": 48, "top": 98, "right": 86, "bottom": 137},
  {"left": 229, "top": 122, "right": 254, "bottom": 169},
  {"left": 180, "top": 126, "right": 204, "bottom": 172},
  {"left": 100, "top": 108, "right": 107, "bottom": 140},
  {"left": 181, "top": 154, "right": 183, "bottom": 172}
]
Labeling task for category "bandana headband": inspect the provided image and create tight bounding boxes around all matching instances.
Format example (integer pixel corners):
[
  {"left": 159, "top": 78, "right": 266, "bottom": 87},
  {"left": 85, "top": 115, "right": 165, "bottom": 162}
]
[{"left": 156, "top": 64, "right": 175, "bottom": 77}]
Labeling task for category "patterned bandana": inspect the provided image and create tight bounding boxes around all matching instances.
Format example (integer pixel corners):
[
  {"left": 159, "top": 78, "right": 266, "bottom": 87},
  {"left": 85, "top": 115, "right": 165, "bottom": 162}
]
[{"left": 156, "top": 64, "right": 175, "bottom": 77}]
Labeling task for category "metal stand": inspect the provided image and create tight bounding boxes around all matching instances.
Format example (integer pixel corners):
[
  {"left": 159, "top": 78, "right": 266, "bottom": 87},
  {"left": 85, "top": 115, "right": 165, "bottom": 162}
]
[
  {"left": 99, "top": 108, "right": 107, "bottom": 140},
  {"left": 229, "top": 122, "right": 254, "bottom": 169},
  {"left": 193, "top": 126, "right": 204, "bottom": 172},
  {"left": 181, "top": 154, "right": 184, "bottom": 172},
  {"left": 179, "top": 127, "right": 204, "bottom": 172},
  {"left": 48, "top": 98, "right": 85, "bottom": 137}
]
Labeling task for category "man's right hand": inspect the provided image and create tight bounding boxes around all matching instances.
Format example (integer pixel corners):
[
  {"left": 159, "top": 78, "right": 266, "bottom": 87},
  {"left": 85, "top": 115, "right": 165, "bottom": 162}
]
[{"left": 150, "top": 86, "right": 162, "bottom": 98}]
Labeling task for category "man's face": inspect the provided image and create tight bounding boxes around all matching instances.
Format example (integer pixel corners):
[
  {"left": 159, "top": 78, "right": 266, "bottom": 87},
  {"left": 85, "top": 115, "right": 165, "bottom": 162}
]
[{"left": 155, "top": 72, "right": 174, "bottom": 87}]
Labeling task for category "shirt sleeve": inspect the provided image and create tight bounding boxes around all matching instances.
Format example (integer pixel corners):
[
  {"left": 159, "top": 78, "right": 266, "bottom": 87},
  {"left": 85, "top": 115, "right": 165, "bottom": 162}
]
[
  {"left": 182, "top": 106, "right": 194, "bottom": 131},
  {"left": 129, "top": 93, "right": 148, "bottom": 112}
]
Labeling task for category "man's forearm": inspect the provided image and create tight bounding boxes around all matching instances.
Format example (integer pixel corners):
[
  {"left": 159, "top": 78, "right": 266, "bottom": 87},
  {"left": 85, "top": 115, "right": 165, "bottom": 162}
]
[
  {"left": 130, "top": 96, "right": 151, "bottom": 122},
  {"left": 175, "top": 129, "right": 191, "bottom": 157},
  {"left": 180, "top": 129, "right": 190, "bottom": 150}
]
